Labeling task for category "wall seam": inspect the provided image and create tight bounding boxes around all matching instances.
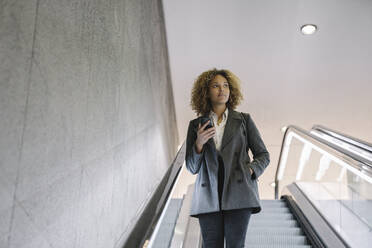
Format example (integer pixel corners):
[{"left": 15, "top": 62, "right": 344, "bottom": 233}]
[{"left": 6, "top": 0, "right": 43, "bottom": 247}]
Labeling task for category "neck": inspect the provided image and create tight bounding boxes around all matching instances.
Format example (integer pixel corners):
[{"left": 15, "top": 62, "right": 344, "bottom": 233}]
[{"left": 211, "top": 104, "right": 227, "bottom": 118}]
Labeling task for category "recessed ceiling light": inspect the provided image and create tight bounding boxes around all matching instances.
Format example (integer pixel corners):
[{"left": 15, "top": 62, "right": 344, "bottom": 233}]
[{"left": 301, "top": 24, "right": 317, "bottom": 35}]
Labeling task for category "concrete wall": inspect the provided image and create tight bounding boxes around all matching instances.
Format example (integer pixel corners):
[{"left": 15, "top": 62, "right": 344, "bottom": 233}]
[{"left": 0, "top": 0, "right": 178, "bottom": 247}]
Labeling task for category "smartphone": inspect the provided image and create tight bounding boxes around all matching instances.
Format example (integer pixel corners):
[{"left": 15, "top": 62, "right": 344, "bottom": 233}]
[{"left": 200, "top": 117, "right": 214, "bottom": 129}]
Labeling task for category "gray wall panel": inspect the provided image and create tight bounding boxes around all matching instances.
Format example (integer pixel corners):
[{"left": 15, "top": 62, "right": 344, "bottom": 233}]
[{"left": 0, "top": 0, "right": 178, "bottom": 247}]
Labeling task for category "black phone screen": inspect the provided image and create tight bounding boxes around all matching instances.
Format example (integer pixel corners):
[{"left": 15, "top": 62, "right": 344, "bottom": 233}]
[{"left": 200, "top": 117, "right": 213, "bottom": 129}]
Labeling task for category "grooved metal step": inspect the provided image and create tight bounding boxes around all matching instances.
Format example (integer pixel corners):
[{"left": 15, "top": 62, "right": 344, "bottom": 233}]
[
  {"left": 246, "top": 246, "right": 312, "bottom": 248},
  {"left": 261, "top": 207, "right": 291, "bottom": 213},
  {"left": 247, "top": 227, "right": 304, "bottom": 235},
  {"left": 245, "top": 235, "right": 308, "bottom": 245},
  {"left": 260, "top": 200, "right": 287, "bottom": 207},
  {"left": 251, "top": 213, "right": 295, "bottom": 220},
  {"left": 249, "top": 219, "right": 299, "bottom": 227},
  {"left": 245, "top": 200, "right": 311, "bottom": 247}
]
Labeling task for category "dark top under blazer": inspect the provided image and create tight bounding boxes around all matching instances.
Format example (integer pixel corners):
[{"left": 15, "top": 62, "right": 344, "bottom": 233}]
[{"left": 185, "top": 109, "right": 270, "bottom": 217}]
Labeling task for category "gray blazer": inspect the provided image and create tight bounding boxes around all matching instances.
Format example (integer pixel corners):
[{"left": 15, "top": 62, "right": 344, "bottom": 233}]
[{"left": 185, "top": 109, "right": 270, "bottom": 217}]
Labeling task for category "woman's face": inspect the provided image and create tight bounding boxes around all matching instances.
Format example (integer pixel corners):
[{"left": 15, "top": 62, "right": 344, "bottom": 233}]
[{"left": 208, "top": 74, "right": 230, "bottom": 106}]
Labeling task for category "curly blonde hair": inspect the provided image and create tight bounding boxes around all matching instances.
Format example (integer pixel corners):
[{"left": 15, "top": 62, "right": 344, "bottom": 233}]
[{"left": 191, "top": 68, "right": 243, "bottom": 116}]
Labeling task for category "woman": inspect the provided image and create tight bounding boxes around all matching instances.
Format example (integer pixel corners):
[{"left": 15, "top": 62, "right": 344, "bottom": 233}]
[{"left": 185, "top": 68, "right": 270, "bottom": 248}]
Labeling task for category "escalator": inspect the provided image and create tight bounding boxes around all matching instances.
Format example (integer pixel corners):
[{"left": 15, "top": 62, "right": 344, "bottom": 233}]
[
  {"left": 274, "top": 125, "right": 372, "bottom": 248},
  {"left": 124, "top": 125, "right": 372, "bottom": 248}
]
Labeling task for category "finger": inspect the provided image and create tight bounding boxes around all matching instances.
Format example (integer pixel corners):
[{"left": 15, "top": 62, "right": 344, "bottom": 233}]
[
  {"left": 202, "top": 128, "right": 216, "bottom": 135},
  {"left": 200, "top": 130, "right": 214, "bottom": 139},
  {"left": 205, "top": 126, "right": 216, "bottom": 133},
  {"left": 197, "top": 122, "right": 205, "bottom": 132},
  {"left": 206, "top": 134, "right": 215, "bottom": 140},
  {"left": 205, "top": 131, "right": 216, "bottom": 139},
  {"left": 209, "top": 130, "right": 216, "bottom": 136},
  {"left": 197, "top": 123, "right": 202, "bottom": 134}
]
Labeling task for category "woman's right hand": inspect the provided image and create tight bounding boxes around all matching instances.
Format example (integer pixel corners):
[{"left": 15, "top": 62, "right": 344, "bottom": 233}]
[{"left": 195, "top": 120, "right": 216, "bottom": 153}]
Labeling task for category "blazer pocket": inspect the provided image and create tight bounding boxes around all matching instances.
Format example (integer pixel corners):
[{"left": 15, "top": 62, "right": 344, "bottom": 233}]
[
  {"left": 244, "top": 162, "right": 256, "bottom": 181},
  {"left": 247, "top": 164, "right": 259, "bottom": 181}
]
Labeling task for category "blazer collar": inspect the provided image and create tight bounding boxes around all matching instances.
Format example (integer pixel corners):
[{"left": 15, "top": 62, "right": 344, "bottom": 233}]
[{"left": 201, "top": 108, "right": 243, "bottom": 152}]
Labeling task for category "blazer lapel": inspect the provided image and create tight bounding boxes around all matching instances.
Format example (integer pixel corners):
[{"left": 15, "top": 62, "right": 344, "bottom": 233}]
[{"left": 220, "top": 110, "right": 243, "bottom": 152}]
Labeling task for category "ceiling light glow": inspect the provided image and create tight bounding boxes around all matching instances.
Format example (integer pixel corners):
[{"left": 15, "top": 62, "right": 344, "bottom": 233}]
[{"left": 301, "top": 24, "right": 317, "bottom": 35}]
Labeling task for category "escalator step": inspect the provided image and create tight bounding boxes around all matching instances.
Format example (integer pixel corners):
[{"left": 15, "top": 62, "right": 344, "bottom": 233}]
[
  {"left": 245, "top": 235, "right": 308, "bottom": 245},
  {"left": 260, "top": 201, "right": 287, "bottom": 207},
  {"left": 244, "top": 200, "right": 311, "bottom": 247},
  {"left": 250, "top": 213, "right": 294, "bottom": 220},
  {"left": 260, "top": 199, "right": 286, "bottom": 203},
  {"left": 249, "top": 219, "right": 299, "bottom": 227},
  {"left": 245, "top": 245, "right": 312, "bottom": 248},
  {"left": 247, "top": 227, "right": 303, "bottom": 235},
  {"left": 261, "top": 207, "right": 290, "bottom": 213}
]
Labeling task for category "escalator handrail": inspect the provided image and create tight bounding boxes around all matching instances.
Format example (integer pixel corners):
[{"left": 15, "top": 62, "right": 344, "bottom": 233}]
[
  {"left": 124, "top": 141, "right": 186, "bottom": 248},
  {"left": 310, "top": 126, "right": 372, "bottom": 168},
  {"left": 312, "top": 124, "right": 372, "bottom": 155},
  {"left": 275, "top": 125, "right": 372, "bottom": 199}
]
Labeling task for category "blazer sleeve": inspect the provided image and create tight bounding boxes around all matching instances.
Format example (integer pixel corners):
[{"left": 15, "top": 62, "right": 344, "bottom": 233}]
[
  {"left": 244, "top": 113, "right": 270, "bottom": 179},
  {"left": 185, "top": 120, "right": 204, "bottom": 175}
]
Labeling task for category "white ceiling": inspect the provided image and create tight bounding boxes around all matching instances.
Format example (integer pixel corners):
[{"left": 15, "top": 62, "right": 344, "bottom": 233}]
[{"left": 163, "top": 0, "right": 372, "bottom": 197}]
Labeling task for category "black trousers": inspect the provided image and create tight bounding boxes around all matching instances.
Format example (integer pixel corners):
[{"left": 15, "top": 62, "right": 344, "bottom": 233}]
[{"left": 197, "top": 154, "right": 252, "bottom": 248}]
